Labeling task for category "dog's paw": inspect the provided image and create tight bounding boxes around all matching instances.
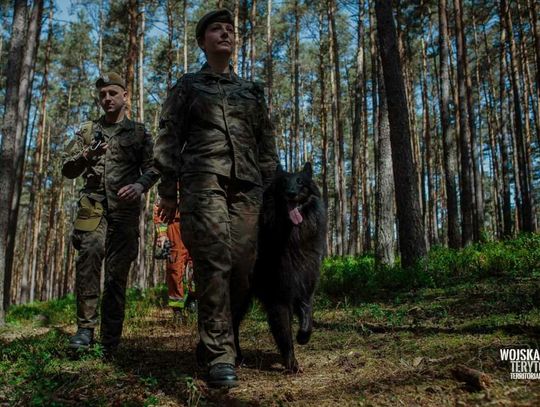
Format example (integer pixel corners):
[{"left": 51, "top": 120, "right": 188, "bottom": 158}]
[
  {"left": 296, "top": 329, "right": 311, "bottom": 345},
  {"left": 284, "top": 359, "right": 303, "bottom": 374}
]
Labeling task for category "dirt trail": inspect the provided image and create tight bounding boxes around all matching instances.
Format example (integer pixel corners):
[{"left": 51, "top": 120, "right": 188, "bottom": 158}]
[
  {"left": 2, "top": 280, "right": 540, "bottom": 406},
  {"left": 114, "top": 300, "right": 540, "bottom": 406}
]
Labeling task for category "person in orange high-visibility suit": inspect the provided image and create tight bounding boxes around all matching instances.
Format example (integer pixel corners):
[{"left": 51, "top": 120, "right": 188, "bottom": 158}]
[{"left": 153, "top": 202, "right": 194, "bottom": 311}]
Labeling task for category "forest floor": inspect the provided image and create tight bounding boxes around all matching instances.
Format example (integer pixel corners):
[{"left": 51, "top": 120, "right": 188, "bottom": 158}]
[{"left": 2, "top": 276, "right": 540, "bottom": 406}]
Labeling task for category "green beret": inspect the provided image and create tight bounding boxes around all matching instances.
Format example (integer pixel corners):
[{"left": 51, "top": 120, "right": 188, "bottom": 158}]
[
  {"left": 95, "top": 72, "right": 126, "bottom": 89},
  {"left": 196, "top": 9, "right": 234, "bottom": 40}
]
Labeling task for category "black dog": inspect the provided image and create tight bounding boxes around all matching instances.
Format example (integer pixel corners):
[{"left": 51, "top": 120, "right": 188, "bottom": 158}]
[{"left": 241, "top": 162, "right": 327, "bottom": 372}]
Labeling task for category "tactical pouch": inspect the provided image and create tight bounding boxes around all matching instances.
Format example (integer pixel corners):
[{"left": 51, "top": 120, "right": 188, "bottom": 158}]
[{"left": 74, "top": 195, "right": 104, "bottom": 232}]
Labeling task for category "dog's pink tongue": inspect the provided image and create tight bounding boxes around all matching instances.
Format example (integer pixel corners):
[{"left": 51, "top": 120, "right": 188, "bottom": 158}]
[{"left": 289, "top": 207, "right": 303, "bottom": 225}]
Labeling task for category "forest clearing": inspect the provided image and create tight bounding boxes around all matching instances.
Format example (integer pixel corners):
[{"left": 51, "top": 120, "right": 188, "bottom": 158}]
[
  {"left": 2, "top": 236, "right": 540, "bottom": 406},
  {"left": 2, "top": 0, "right": 540, "bottom": 404}
]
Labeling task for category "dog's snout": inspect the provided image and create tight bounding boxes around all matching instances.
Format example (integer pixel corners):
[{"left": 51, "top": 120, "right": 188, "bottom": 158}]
[{"left": 286, "top": 191, "right": 297, "bottom": 199}]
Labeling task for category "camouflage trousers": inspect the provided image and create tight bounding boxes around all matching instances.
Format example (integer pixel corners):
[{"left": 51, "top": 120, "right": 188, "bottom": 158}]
[
  {"left": 180, "top": 173, "right": 262, "bottom": 366},
  {"left": 71, "top": 209, "right": 139, "bottom": 347}
]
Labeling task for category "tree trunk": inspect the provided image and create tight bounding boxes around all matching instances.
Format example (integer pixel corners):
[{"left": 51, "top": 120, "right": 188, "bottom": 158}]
[
  {"left": 318, "top": 6, "right": 330, "bottom": 255},
  {"left": 293, "top": 0, "right": 300, "bottom": 169},
  {"left": 349, "top": 0, "right": 364, "bottom": 255},
  {"left": 453, "top": 0, "right": 475, "bottom": 246},
  {"left": 480, "top": 27, "right": 503, "bottom": 238},
  {"left": 526, "top": 0, "right": 540, "bottom": 100},
  {"left": 421, "top": 39, "right": 434, "bottom": 246},
  {"left": 375, "top": 61, "right": 395, "bottom": 266},
  {"left": 375, "top": 0, "right": 427, "bottom": 267},
  {"left": 183, "top": 0, "right": 188, "bottom": 73},
  {"left": 327, "top": 0, "right": 348, "bottom": 256},
  {"left": 266, "top": 0, "right": 273, "bottom": 115},
  {"left": 364, "top": 5, "right": 379, "bottom": 254},
  {"left": 499, "top": 25, "right": 514, "bottom": 237},
  {"left": 2, "top": 0, "right": 43, "bottom": 313},
  {"left": 136, "top": 2, "right": 148, "bottom": 287},
  {"left": 98, "top": 0, "right": 104, "bottom": 72},
  {"left": 250, "top": 0, "right": 256, "bottom": 79},
  {"left": 233, "top": 0, "right": 240, "bottom": 72},
  {"left": 241, "top": 0, "right": 248, "bottom": 77},
  {"left": 0, "top": 0, "right": 27, "bottom": 319},
  {"left": 501, "top": 0, "right": 535, "bottom": 232},
  {"left": 126, "top": 0, "right": 138, "bottom": 118},
  {"left": 25, "top": 5, "right": 53, "bottom": 303},
  {"left": 166, "top": 0, "right": 174, "bottom": 89},
  {"left": 466, "top": 13, "right": 485, "bottom": 242}
]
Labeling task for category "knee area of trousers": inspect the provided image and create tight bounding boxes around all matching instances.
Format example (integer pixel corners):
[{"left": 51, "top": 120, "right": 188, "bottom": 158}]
[{"left": 82, "top": 239, "right": 106, "bottom": 258}]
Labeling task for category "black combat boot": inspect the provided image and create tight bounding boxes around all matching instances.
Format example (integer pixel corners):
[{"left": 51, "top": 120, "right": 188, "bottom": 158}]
[
  {"left": 68, "top": 328, "right": 94, "bottom": 350},
  {"left": 207, "top": 363, "right": 238, "bottom": 388}
]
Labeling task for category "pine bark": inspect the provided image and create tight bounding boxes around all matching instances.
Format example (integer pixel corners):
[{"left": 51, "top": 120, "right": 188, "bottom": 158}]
[
  {"left": 375, "top": 0, "right": 427, "bottom": 267},
  {"left": 453, "top": 0, "right": 475, "bottom": 246},
  {"left": 327, "top": 0, "right": 348, "bottom": 256},
  {"left": 0, "top": 0, "right": 28, "bottom": 319},
  {"left": 233, "top": 0, "right": 240, "bottom": 72},
  {"left": 137, "top": 3, "right": 148, "bottom": 288},
  {"left": 526, "top": 0, "right": 540, "bottom": 98},
  {"left": 166, "top": 0, "right": 174, "bottom": 89},
  {"left": 375, "top": 62, "right": 395, "bottom": 266},
  {"left": 126, "top": 0, "right": 138, "bottom": 117},
  {"left": 3, "top": 0, "right": 43, "bottom": 311},
  {"left": 250, "top": 0, "right": 256, "bottom": 79},
  {"left": 466, "top": 13, "right": 485, "bottom": 241},
  {"left": 183, "top": 0, "right": 188, "bottom": 73},
  {"left": 501, "top": 0, "right": 535, "bottom": 232},
  {"left": 349, "top": 0, "right": 364, "bottom": 255},
  {"left": 499, "top": 25, "right": 514, "bottom": 236},
  {"left": 293, "top": 0, "right": 300, "bottom": 168},
  {"left": 266, "top": 0, "right": 273, "bottom": 115},
  {"left": 98, "top": 0, "right": 104, "bottom": 72}
]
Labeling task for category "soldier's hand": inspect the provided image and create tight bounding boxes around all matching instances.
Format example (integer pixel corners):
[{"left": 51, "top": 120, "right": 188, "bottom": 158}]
[
  {"left": 157, "top": 196, "right": 177, "bottom": 224},
  {"left": 83, "top": 143, "right": 108, "bottom": 160},
  {"left": 156, "top": 235, "right": 169, "bottom": 248},
  {"left": 118, "top": 183, "right": 144, "bottom": 201}
]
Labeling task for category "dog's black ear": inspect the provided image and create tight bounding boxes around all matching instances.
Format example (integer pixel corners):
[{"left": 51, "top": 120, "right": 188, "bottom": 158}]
[
  {"left": 303, "top": 162, "right": 312, "bottom": 178},
  {"left": 276, "top": 163, "right": 284, "bottom": 175}
]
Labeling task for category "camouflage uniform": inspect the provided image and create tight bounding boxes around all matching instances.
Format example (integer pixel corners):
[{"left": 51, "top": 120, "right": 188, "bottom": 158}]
[
  {"left": 154, "top": 63, "right": 278, "bottom": 366},
  {"left": 62, "top": 116, "right": 159, "bottom": 347}
]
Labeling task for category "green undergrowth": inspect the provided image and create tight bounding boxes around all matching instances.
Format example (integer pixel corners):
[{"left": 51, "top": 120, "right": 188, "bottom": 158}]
[
  {"left": 1, "top": 239, "right": 539, "bottom": 406},
  {"left": 320, "top": 233, "right": 540, "bottom": 303},
  {"left": 6, "top": 285, "right": 168, "bottom": 328},
  {"left": 1, "top": 285, "right": 173, "bottom": 406},
  {"left": 0, "top": 328, "right": 163, "bottom": 406}
]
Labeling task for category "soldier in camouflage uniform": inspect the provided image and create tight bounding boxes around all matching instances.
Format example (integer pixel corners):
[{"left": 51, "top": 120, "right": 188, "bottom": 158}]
[
  {"left": 62, "top": 72, "right": 159, "bottom": 352},
  {"left": 154, "top": 9, "right": 278, "bottom": 387}
]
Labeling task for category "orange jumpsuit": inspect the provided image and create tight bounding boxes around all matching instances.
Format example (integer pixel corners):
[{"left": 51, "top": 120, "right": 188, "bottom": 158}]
[{"left": 153, "top": 204, "right": 192, "bottom": 308}]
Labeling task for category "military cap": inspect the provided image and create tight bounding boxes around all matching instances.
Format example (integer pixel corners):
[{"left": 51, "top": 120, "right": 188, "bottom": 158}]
[
  {"left": 74, "top": 196, "right": 104, "bottom": 232},
  {"left": 95, "top": 72, "right": 126, "bottom": 89},
  {"left": 196, "top": 9, "right": 234, "bottom": 39}
]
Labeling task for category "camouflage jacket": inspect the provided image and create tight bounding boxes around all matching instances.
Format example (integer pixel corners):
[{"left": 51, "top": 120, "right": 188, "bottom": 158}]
[
  {"left": 62, "top": 116, "right": 159, "bottom": 210},
  {"left": 154, "top": 63, "right": 278, "bottom": 199}
]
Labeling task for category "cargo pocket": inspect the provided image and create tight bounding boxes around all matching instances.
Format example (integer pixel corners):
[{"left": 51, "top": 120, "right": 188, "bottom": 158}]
[{"left": 74, "top": 195, "right": 105, "bottom": 232}]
